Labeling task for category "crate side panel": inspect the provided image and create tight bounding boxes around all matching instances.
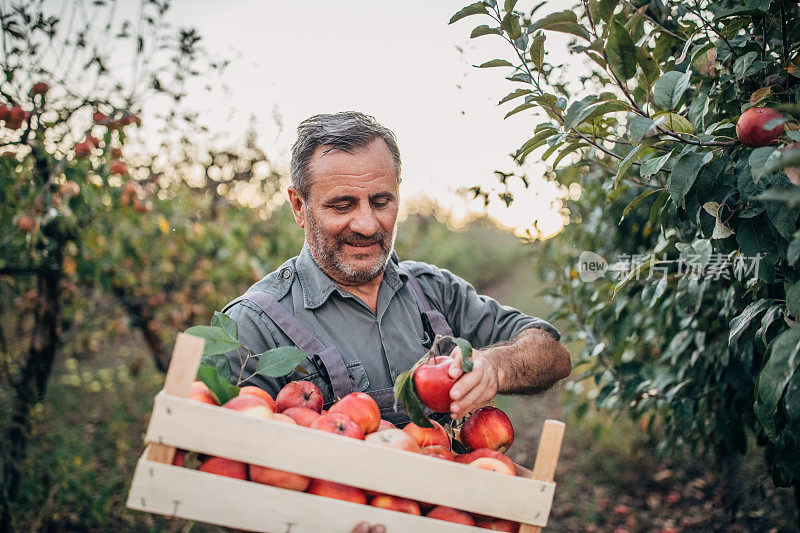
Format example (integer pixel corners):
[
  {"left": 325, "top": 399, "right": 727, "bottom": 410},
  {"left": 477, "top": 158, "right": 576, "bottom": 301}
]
[
  {"left": 145, "top": 394, "right": 553, "bottom": 525},
  {"left": 127, "top": 458, "right": 494, "bottom": 533}
]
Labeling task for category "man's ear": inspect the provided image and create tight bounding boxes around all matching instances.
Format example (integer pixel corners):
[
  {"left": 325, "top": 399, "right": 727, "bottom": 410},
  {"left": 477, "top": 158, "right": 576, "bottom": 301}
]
[{"left": 287, "top": 186, "right": 306, "bottom": 228}]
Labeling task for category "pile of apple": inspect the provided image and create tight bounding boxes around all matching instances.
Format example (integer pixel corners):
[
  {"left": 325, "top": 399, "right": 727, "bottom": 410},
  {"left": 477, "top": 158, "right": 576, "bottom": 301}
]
[{"left": 177, "top": 374, "right": 520, "bottom": 532}]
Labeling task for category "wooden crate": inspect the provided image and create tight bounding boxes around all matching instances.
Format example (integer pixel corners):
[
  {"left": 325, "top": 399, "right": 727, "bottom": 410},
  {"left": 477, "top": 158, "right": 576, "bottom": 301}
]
[{"left": 127, "top": 333, "right": 565, "bottom": 532}]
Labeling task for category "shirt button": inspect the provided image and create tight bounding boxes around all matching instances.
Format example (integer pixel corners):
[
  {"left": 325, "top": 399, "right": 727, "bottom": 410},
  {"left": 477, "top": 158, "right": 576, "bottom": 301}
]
[{"left": 281, "top": 268, "right": 292, "bottom": 279}]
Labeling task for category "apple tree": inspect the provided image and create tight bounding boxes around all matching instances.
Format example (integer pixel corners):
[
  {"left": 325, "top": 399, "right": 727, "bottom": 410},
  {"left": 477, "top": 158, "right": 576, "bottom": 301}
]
[{"left": 451, "top": 0, "right": 800, "bottom": 501}]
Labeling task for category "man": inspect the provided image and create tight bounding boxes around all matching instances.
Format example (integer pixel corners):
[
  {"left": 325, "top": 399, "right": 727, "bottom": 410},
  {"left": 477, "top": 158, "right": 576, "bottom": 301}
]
[{"left": 223, "top": 111, "right": 570, "bottom": 425}]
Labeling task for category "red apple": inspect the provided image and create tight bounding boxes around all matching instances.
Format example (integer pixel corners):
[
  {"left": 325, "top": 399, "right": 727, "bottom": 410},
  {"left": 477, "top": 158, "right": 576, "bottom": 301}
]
[
  {"left": 238, "top": 385, "right": 276, "bottom": 411},
  {"left": 370, "top": 494, "right": 421, "bottom": 515},
  {"left": 110, "top": 160, "right": 127, "bottom": 175},
  {"left": 461, "top": 407, "right": 514, "bottom": 452},
  {"left": 378, "top": 419, "right": 396, "bottom": 430},
  {"left": 276, "top": 380, "right": 324, "bottom": 413},
  {"left": 737, "top": 107, "right": 784, "bottom": 147},
  {"left": 189, "top": 380, "right": 219, "bottom": 406},
  {"left": 310, "top": 412, "right": 364, "bottom": 439},
  {"left": 469, "top": 457, "right": 515, "bottom": 476},
  {"left": 198, "top": 456, "right": 247, "bottom": 480},
  {"left": 74, "top": 141, "right": 92, "bottom": 158},
  {"left": 474, "top": 517, "right": 520, "bottom": 532},
  {"left": 223, "top": 394, "right": 273, "bottom": 419},
  {"left": 403, "top": 419, "right": 450, "bottom": 448},
  {"left": 283, "top": 406, "right": 321, "bottom": 427},
  {"left": 329, "top": 391, "right": 381, "bottom": 434},
  {"left": 17, "top": 216, "right": 35, "bottom": 233},
  {"left": 306, "top": 479, "right": 367, "bottom": 504},
  {"left": 454, "top": 449, "right": 516, "bottom": 473},
  {"left": 364, "top": 428, "right": 421, "bottom": 453},
  {"left": 420, "top": 445, "right": 455, "bottom": 461},
  {"left": 413, "top": 356, "right": 458, "bottom": 413},
  {"left": 0, "top": 105, "right": 9, "bottom": 121},
  {"left": 249, "top": 464, "right": 310, "bottom": 491},
  {"left": 426, "top": 506, "right": 475, "bottom": 526},
  {"left": 30, "top": 82, "right": 49, "bottom": 96}
]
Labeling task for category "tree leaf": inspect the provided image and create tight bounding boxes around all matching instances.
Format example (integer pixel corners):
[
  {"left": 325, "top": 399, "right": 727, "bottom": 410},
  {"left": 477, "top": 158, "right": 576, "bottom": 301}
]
[
  {"left": 211, "top": 311, "right": 237, "bottom": 342},
  {"left": 749, "top": 146, "right": 778, "bottom": 182},
  {"left": 530, "top": 10, "right": 590, "bottom": 40},
  {"left": 393, "top": 365, "right": 433, "bottom": 428},
  {"left": 755, "top": 326, "right": 800, "bottom": 439},
  {"left": 636, "top": 47, "right": 660, "bottom": 89},
  {"left": 653, "top": 70, "right": 691, "bottom": 110},
  {"left": 184, "top": 325, "right": 241, "bottom": 356},
  {"left": 254, "top": 346, "right": 311, "bottom": 378},
  {"left": 197, "top": 364, "right": 239, "bottom": 405},
  {"left": 787, "top": 281, "right": 800, "bottom": 318},
  {"left": 564, "top": 95, "right": 599, "bottom": 130},
  {"left": 750, "top": 85, "right": 773, "bottom": 106},
  {"left": 756, "top": 187, "right": 800, "bottom": 208},
  {"left": 477, "top": 59, "right": 514, "bottom": 68},
  {"left": 453, "top": 337, "right": 474, "bottom": 372},
  {"left": 529, "top": 32, "right": 546, "bottom": 70},
  {"left": 449, "top": 2, "right": 489, "bottom": 24},
  {"left": 201, "top": 353, "right": 232, "bottom": 382},
  {"left": 640, "top": 151, "right": 673, "bottom": 178},
  {"left": 621, "top": 188, "right": 663, "bottom": 221},
  {"left": 614, "top": 141, "right": 650, "bottom": 188},
  {"left": 605, "top": 21, "right": 637, "bottom": 80},
  {"left": 667, "top": 150, "right": 706, "bottom": 208},
  {"left": 652, "top": 111, "right": 694, "bottom": 134},
  {"left": 729, "top": 298, "right": 773, "bottom": 345},
  {"left": 498, "top": 88, "right": 532, "bottom": 105},
  {"left": 471, "top": 25, "right": 503, "bottom": 38}
]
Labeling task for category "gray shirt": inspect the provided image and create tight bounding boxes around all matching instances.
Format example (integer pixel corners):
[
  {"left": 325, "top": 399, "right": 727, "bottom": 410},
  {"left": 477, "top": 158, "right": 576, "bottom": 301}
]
[{"left": 224, "top": 243, "right": 559, "bottom": 406}]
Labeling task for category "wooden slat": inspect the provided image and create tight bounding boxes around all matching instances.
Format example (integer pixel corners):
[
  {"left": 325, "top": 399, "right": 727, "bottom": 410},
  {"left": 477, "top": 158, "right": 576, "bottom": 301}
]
[
  {"left": 145, "top": 333, "right": 205, "bottom": 465},
  {"left": 127, "top": 458, "right": 489, "bottom": 533},
  {"left": 519, "top": 419, "right": 566, "bottom": 533},
  {"left": 144, "top": 393, "right": 555, "bottom": 525}
]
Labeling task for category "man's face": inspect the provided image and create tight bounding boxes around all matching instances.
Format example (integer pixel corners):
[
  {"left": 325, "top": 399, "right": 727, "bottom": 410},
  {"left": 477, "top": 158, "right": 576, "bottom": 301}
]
[{"left": 290, "top": 138, "right": 399, "bottom": 285}]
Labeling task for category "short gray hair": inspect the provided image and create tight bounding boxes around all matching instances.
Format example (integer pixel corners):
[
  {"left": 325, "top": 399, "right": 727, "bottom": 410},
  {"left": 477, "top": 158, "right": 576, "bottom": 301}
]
[{"left": 290, "top": 111, "right": 401, "bottom": 199}]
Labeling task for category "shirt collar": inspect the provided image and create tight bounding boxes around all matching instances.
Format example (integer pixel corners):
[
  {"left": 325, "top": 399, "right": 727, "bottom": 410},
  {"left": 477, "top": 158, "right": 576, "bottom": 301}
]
[{"left": 295, "top": 242, "right": 408, "bottom": 310}]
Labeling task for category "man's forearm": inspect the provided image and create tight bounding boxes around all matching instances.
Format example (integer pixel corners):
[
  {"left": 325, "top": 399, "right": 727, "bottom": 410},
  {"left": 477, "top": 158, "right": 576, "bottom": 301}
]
[{"left": 481, "top": 327, "right": 571, "bottom": 395}]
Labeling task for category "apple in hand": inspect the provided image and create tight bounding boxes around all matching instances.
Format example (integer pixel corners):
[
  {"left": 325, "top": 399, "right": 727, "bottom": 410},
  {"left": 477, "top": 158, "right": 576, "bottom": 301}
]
[
  {"left": 276, "top": 380, "right": 324, "bottom": 413},
  {"left": 249, "top": 464, "right": 310, "bottom": 492},
  {"left": 461, "top": 406, "right": 514, "bottom": 452},
  {"left": 329, "top": 391, "right": 381, "bottom": 434},
  {"left": 454, "top": 449, "right": 516, "bottom": 473},
  {"left": 198, "top": 456, "right": 248, "bottom": 480},
  {"left": 736, "top": 107, "right": 784, "bottom": 147},
  {"left": 403, "top": 419, "right": 450, "bottom": 448},
  {"left": 364, "top": 428, "right": 421, "bottom": 453},
  {"left": 426, "top": 506, "right": 475, "bottom": 526},
  {"left": 370, "top": 494, "right": 421, "bottom": 515},
  {"left": 283, "top": 406, "right": 321, "bottom": 427},
  {"left": 413, "top": 356, "right": 458, "bottom": 412},
  {"left": 310, "top": 413, "right": 365, "bottom": 439},
  {"left": 223, "top": 394, "right": 273, "bottom": 419},
  {"left": 307, "top": 479, "right": 367, "bottom": 504}
]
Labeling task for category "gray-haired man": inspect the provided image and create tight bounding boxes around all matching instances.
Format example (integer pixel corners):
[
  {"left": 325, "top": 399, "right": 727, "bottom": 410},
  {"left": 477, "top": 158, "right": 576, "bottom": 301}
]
[{"left": 223, "top": 111, "right": 570, "bottom": 427}]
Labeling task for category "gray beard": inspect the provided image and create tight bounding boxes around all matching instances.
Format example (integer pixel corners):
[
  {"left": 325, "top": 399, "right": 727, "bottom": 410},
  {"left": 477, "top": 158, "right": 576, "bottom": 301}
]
[{"left": 305, "top": 209, "right": 397, "bottom": 285}]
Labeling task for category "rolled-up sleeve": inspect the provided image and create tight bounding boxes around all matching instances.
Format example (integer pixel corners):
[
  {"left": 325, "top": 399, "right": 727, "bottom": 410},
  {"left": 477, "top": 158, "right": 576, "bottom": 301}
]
[{"left": 413, "top": 264, "right": 560, "bottom": 349}]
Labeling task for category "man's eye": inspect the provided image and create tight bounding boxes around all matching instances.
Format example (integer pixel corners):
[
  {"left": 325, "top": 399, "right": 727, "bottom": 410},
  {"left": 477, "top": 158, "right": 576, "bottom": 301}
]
[
  {"left": 332, "top": 204, "right": 351, "bottom": 212},
  {"left": 372, "top": 200, "right": 389, "bottom": 208}
]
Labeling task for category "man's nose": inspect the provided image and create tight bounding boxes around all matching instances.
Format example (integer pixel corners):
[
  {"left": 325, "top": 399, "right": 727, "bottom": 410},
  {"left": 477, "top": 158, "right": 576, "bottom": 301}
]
[{"left": 349, "top": 204, "right": 380, "bottom": 235}]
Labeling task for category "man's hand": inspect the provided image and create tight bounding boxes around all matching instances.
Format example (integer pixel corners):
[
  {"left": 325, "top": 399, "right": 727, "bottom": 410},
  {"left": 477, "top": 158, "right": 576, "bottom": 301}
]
[
  {"left": 447, "top": 346, "right": 499, "bottom": 419},
  {"left": 352, "top": 522, "right": 386, "bottom": 533}
]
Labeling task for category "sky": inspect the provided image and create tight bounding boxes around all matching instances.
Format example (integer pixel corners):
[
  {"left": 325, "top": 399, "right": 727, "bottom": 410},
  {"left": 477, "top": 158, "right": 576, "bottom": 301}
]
[{"left": 156, "top": 1, "right": 578, "bottom": 238}]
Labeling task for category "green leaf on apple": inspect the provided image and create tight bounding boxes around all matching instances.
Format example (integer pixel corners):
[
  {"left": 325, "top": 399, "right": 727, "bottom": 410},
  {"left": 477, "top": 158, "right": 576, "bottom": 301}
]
[
  {"left": 254, "top": 346, "right": 310, "bottom": 378},
  {"left": 210, "top": 311, "right": 238, "bottom": 341},
  {"left": 184, "top": 324, "right": 241, "bottom": 356},
  {"left": 453, "top": 337, "right": 474, "bottom": 372},
  {"left": 197, "top": 364, "right": 239, "bottom": 405},
  {"left": 393, "top": 365, "right": 434, "bottom": 428},
  {"left": 201, "top": 352, "right": 232, "bottom": 382}
]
